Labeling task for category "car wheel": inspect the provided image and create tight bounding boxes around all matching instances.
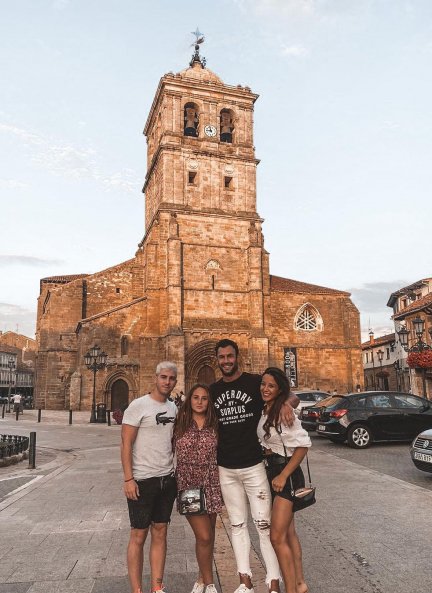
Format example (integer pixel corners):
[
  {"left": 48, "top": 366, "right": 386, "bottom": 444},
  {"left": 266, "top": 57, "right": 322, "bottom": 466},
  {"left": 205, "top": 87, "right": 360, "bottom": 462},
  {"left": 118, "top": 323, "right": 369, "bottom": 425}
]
[{"left": 347, "top": 424, "right": 372, "bottom": 449}]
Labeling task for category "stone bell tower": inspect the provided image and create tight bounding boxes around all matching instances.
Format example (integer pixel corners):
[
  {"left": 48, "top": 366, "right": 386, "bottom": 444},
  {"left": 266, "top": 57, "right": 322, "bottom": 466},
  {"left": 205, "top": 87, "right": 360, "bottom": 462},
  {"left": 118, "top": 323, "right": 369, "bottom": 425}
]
[{"left": 141, "top": 38, "right": 270, "bottom": 389}]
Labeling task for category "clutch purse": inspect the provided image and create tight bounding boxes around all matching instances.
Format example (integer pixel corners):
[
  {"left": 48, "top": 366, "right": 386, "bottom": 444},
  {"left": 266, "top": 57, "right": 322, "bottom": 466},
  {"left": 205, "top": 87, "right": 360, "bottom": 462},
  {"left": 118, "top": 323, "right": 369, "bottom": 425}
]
[{"left": 177, "top": 487, "right": 207, "bottom": 515}]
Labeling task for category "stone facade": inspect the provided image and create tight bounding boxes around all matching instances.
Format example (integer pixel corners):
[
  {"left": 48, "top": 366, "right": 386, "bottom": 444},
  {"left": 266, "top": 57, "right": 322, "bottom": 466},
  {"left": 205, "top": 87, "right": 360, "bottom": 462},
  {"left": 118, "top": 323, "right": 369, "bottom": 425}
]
[
  {"left": 0, "top": 332, "right": 36, "bottom": 398},
  {"left": 35, "top": 55, "right": 362, "bottom": 410}
]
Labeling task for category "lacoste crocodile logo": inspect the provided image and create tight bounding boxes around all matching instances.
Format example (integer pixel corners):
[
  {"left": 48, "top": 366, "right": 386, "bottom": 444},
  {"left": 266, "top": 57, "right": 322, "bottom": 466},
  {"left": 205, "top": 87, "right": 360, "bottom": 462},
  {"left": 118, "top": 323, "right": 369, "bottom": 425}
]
[{"left": 155, "top": 411, "right": 175, "bottom": 425}]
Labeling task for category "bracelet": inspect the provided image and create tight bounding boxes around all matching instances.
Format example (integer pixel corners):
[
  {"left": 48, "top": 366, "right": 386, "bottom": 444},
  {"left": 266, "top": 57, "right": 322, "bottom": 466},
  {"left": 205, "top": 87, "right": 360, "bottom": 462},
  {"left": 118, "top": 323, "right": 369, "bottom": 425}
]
[{"left": 124, "top": 478, "right": 135, "bottom": 483}]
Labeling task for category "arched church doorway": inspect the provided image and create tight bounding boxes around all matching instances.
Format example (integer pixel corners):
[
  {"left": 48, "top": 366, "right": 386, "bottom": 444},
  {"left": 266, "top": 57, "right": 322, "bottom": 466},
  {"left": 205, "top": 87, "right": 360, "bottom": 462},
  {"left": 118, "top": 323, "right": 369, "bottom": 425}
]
[
  {"left": 198, "top": 364, "right": 216, "bottom": 385},
  {"left": 111, "top": 379, "right": 129, "bottom": 411},
  {"left": 185, "top": 340, "right": 218, "bottom": 393}
]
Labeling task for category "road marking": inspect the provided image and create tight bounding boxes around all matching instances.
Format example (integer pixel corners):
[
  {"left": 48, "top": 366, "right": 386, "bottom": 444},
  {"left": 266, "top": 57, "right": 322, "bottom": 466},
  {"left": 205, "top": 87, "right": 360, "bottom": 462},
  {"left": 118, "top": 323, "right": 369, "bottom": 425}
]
[{"left": 5, "top": 475, "right": 44, "bottom": 497}]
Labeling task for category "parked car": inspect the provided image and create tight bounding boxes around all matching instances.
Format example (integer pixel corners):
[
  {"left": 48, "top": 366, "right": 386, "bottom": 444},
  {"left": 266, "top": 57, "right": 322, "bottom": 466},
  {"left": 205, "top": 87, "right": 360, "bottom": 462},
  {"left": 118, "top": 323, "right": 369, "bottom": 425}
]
[
  {"left": 313, "top": 391, "right": 432, "bottom": 448},
  {"left": 410, "top": 428, "right": 432, "bottom": 473},
  {"left": 293, "top": 390, "right": 330, "bottom": 416},
  {"left": 299, "top": 395, "right": 337, "bottom": 430}
]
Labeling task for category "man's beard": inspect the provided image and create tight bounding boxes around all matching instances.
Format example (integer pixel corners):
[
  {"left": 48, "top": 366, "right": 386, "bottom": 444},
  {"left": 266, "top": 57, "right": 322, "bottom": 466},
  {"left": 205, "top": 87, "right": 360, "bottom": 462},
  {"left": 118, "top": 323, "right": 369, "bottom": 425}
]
[{"left": 220, "top": 361, "right": 238, "bottom": 377}]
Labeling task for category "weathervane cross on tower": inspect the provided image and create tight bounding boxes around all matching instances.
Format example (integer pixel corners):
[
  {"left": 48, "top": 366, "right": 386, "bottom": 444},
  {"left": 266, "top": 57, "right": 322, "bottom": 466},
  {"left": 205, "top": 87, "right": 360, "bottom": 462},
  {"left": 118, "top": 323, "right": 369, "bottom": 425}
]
[{"left": 190, "top": 27, "right": 206, "bottom": 68}]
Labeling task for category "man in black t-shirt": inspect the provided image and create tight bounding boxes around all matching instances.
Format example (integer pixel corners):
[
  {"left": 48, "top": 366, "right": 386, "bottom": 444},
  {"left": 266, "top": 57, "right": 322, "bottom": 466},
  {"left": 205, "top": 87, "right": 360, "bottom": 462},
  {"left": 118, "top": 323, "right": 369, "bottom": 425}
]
[{"left": 210, "top": 339, "right": 290, "bottom": 593}]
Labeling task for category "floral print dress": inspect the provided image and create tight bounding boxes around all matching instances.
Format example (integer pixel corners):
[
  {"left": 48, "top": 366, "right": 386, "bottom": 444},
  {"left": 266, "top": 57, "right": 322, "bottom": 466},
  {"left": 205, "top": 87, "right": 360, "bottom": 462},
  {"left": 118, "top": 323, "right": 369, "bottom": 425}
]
[{"left": 175, "top": 422, "right": 223, "bottom": 514}]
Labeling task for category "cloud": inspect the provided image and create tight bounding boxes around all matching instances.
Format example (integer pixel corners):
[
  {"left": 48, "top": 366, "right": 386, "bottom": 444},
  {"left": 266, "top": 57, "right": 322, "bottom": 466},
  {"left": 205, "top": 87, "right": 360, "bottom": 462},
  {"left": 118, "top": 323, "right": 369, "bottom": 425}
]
[
  {"left": 0, "top": 255, "right": 63, "bottom": 267},
  {"left": 0, "top": 303, "right": 36, "bottom": 338},
  {"left": 280, "top": 44, "right": 309, "bottom": 58},
  {"left": 233, "top": 0, "right": 317, "bottom": 18},
  {"left": 0, "top": 122, "right": 141, "bottom": 194},
  {"left": 52, "top": 0, "right": 70, "bottom": 9},
  {"left": 0, "top": 178, "right": 29, "bottom": 190},
  {"left": 348, "top": 280, "right": 410, "bottom": 313}
]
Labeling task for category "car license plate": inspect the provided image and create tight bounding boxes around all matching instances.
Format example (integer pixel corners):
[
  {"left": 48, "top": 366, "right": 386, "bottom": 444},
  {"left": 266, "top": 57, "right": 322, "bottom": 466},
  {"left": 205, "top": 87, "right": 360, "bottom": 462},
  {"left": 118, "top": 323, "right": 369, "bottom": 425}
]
[
  {"left": 414, "top": 452, "right": 432, "bottom": 463},
  {"left": 317, "top": 424, "right": 325, "bottom": 432}
]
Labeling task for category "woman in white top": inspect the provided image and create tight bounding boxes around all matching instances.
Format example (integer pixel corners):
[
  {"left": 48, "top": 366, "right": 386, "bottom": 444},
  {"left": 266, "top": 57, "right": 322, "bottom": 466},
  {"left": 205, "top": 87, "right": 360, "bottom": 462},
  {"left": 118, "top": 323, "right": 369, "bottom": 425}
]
[{"left": 257, "top": 367, "right": 311, "bottom": 593}]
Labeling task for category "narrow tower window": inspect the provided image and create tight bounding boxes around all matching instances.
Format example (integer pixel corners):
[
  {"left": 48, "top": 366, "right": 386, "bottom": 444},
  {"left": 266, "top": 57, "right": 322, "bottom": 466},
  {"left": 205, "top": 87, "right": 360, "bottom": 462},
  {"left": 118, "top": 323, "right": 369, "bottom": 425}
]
[
  {"left": 224, "top": 176, "right": 233, "bottom": 189},
  {"left": 121, "top": 336, "right": 129, "bottom": 356},
  {"left": 220, "top": 109, "right": 234, "bottom": 143},
  {"left": 184, "top": 102, "right": 199, "bottom": 137},
  {"left": 188, "top": 171, "right": 197, "bottom": 185}
]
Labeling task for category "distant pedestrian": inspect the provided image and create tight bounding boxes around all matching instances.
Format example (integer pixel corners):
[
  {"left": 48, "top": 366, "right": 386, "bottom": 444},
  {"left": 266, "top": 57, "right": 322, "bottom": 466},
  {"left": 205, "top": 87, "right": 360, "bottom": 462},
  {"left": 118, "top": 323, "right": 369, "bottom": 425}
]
[
  {"left": 12, "top": 393, "right": 22, "bottom": 414},
  {"left": 121, "top": 362, "right": 178, "bottom": 593}
]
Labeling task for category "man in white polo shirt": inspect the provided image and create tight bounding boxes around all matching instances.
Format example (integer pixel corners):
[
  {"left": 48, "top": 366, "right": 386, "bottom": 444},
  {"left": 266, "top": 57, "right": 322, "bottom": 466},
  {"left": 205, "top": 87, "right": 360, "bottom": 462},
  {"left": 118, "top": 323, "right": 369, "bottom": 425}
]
[{"left": 121, "top": 361, "right": 178, "bottom": 593}]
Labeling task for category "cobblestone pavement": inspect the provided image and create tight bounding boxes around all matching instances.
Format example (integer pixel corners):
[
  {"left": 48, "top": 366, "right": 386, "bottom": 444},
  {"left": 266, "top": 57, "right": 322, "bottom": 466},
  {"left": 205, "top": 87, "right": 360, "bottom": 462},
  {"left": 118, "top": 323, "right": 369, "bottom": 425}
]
[{"left": 1, "top": 414, "right": 432, "bottom": 592}]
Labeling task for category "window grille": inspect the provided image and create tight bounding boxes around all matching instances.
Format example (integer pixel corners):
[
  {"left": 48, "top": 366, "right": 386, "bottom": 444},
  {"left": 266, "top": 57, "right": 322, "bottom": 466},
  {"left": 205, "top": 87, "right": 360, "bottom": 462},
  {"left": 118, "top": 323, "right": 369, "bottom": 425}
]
[{"left": 294, "top": 303, "right": 323, "bottom": 332}]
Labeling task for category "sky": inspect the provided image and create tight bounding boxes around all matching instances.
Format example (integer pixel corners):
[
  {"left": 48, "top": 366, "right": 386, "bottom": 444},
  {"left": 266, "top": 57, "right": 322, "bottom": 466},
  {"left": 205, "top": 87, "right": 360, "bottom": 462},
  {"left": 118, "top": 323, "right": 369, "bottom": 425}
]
[{"left": 1, "top": 0, "right": 431, "bottom": 341}]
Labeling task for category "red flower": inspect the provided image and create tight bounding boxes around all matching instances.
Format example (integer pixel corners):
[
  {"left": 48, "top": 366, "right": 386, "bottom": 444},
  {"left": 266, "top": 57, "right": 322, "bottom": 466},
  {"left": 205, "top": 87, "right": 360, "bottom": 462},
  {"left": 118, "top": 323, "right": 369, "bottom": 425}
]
[{"left": 407, "top": 350, "right": 432, "bottom": 369}]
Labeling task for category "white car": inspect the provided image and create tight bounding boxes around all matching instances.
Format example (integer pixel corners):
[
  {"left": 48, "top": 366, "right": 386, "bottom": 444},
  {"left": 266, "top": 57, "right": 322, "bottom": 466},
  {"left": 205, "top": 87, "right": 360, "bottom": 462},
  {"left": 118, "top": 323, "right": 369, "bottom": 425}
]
[{"left": 293, "top": 391, "right": 330, "bottom": 416}]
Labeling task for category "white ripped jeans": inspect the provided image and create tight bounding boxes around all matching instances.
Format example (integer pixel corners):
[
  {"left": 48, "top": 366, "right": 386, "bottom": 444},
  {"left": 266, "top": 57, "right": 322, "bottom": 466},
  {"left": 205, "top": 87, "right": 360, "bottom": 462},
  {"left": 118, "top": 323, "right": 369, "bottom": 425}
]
[{"left": 218, "top": 462, "right": 280, "bottom": 585}]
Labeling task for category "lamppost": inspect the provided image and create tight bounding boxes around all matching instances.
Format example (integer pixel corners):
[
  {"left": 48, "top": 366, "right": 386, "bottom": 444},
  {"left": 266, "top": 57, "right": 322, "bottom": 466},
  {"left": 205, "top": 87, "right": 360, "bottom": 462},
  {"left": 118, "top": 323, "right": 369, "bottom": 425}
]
[
  {"left": 84, "top": 345, "right": 108, "bottom": 423},
  {"left": 398, "top": 317, "right": 432, "bottom": 398},
  {"left": 393, "top": 360, "right": 402, "bottom": 392},
  {"left": 7, "top": 357, "right": 16, "bottom": 413},
  {"left": 377, "top": 349, "right": 384, "bottom": 390}
]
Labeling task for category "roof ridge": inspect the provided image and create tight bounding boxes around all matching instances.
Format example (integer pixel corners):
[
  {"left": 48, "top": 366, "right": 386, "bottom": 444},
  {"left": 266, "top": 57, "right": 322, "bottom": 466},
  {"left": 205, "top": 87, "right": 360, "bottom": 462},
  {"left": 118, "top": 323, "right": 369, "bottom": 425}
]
[
  {"left": 77, "top": 296, "right": 147, "bottom": 329},
  {"left": 270, "top": 274, "right": 350, "bottom": 296}
]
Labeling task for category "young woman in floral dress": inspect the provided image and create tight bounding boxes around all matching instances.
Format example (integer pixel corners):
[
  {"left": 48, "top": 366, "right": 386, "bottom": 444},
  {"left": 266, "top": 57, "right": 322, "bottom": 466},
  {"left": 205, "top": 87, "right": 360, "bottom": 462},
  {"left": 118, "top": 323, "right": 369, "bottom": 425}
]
[{"left": 174, "top": 383, "right": 223, "bottom": 593}]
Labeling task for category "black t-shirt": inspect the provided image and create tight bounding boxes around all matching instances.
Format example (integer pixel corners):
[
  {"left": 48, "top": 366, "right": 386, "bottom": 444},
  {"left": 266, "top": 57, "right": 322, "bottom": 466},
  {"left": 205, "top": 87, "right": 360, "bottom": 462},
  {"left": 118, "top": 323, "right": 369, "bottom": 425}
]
[{"left": 209, "top": 372, "right": 264, "bottom": 469}]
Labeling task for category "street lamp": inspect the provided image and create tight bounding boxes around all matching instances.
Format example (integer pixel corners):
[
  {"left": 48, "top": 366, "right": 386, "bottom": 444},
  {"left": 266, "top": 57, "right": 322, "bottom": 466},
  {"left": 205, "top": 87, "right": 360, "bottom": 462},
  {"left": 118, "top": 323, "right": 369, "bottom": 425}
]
[
  {"left": 397, "top": 319, "right": 432, "bottom": 398},
  {"left": 84, "top": 345, "right": 108, "bottom": 423},
  {"left": 377, "top": 349, "right": 384, "bottom": 390},
  {"left": 393, "top": 360, "right": 402, "bottom": 392},
  {"left": 7, "top": 357, "right": 16, "bottom": 413}
]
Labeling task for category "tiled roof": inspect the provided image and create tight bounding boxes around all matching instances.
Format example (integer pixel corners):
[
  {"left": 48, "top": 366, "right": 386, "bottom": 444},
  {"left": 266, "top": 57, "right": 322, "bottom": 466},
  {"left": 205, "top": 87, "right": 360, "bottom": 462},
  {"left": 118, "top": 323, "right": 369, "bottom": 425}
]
[
  {"left": 270, "top": 275, "right": 350, "bottom": 296},
  {"left": 387, "top": 278, "right": 432, "bottom": 307},
  {"left": 361, "top": 333, "right": 395, "bottom": 349},
  {"left": 393, "top": 292, "right": 432, "bottom": 320},
  {"left": 41, "top": 274, "right": 89, "bottom": 284}
]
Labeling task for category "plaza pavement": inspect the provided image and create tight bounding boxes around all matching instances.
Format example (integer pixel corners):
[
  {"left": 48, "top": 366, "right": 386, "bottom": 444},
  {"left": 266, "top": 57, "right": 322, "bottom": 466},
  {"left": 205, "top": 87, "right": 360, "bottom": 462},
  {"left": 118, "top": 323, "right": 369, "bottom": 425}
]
[
  {"left": 0, "top": 411, "right": 262, "bottom": 593},
  {"left": 1, "top": 410, "right": 432, "bottom": 593}
]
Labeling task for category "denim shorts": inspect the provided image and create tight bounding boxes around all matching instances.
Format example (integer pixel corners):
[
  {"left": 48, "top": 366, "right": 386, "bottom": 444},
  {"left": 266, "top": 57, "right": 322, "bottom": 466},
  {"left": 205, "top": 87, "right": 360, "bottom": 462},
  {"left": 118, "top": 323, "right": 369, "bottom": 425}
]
[{"left": 127, "top": 473, "right": 177, "bottom": 529}]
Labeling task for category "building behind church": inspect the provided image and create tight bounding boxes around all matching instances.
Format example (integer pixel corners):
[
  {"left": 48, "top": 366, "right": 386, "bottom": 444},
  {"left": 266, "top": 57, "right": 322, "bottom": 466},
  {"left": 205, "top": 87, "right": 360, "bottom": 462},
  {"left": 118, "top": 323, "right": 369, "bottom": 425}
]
[{"left": 35, "top": 48, "right": 362, "bottom": 410}]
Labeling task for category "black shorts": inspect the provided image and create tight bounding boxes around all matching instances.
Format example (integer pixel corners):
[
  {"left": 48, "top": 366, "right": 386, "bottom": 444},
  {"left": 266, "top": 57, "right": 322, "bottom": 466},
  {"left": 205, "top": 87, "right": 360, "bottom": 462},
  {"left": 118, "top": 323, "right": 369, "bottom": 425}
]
[
  {"left": 265, "top": 455, "right": 305, "bottom": 507},
  {"left": 127, "top": 473, "right": 177, "bottom": 529}
]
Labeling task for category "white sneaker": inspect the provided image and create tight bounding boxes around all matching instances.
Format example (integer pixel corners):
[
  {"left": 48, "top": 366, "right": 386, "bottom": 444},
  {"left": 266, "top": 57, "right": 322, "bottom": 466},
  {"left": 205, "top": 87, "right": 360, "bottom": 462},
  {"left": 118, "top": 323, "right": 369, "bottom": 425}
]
[
  {"left": 233, "top": 585, "right": 254, "bottom": 593},
  {"left": 205, "top": 585, "right": 218, "bottom": 593},
  {"left": 191, "top": 583, "right": 205, "bottom": 593}
]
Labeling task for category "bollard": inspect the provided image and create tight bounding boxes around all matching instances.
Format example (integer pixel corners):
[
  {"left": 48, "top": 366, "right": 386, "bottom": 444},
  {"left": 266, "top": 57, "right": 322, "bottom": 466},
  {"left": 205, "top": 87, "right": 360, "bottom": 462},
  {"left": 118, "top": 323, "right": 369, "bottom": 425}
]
[
  {"left": 15, "top": 408, "right": 19, "bottom": 421},
  {"left": 29, "top": 431, "right": 36, "bottom": 469},
  {"left": 1, "top": 403, "right": 4, "bottom": 419},
  {"left": 69, "top": 409, "right": 73, "bottom": 425},
  {"left": 106, "top": 409, "right": 111, "bottom": 426},
  {"left": 37, "top": 409, "right": 41, "bottom": 423}
]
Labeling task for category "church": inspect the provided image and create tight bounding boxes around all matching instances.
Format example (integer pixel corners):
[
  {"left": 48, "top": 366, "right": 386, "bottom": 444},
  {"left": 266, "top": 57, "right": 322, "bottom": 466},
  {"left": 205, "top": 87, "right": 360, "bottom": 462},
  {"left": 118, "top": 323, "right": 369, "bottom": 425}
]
[{"left": 35, "top": 45, "right": 362, "bottom": 410}]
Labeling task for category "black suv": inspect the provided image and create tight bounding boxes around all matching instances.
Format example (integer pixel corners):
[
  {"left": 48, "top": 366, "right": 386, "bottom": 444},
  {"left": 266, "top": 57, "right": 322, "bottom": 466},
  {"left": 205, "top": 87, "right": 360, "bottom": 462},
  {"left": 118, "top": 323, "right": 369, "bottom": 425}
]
[{"left": 313, "top": 391, "right": 432, "bottom": 448}]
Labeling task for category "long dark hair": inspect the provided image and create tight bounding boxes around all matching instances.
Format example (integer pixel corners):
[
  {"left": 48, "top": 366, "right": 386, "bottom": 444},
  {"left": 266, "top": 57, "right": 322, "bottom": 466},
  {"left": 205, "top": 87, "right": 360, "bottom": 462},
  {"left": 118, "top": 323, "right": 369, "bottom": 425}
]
[
  {"left": 174, "top": 383, "right": 218, "bottom": 439},
  {"left": 261, "top": 367, "right": 290, "bottom": 440}
]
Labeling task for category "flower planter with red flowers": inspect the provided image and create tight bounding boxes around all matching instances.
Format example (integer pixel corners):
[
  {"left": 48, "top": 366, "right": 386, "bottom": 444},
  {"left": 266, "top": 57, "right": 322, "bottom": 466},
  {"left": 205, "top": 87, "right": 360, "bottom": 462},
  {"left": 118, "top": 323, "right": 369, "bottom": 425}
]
[{"left": 407, "top": 350, "right": 432, "bottom": 369}]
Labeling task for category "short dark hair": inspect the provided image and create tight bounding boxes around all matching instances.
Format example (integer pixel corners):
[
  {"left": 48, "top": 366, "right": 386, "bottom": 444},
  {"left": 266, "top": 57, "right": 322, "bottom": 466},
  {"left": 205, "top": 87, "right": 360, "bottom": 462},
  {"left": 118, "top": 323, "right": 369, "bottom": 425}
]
[{"left": 215, "top": 339, "right": 239, "bottom": 356}]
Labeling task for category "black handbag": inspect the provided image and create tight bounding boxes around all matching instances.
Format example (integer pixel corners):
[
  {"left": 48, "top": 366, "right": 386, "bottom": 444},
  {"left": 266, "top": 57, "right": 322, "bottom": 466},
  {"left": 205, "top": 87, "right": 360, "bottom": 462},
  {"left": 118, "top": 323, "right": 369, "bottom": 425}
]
[
  {"left": 177, "top": 487, "right": 207, "bottom": 515},
  {"left": 276, "top": 431, "right": 316, "bottom": 512},
  {"left": 289, "top": 455, "right": 316, "bottom": 512}
]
